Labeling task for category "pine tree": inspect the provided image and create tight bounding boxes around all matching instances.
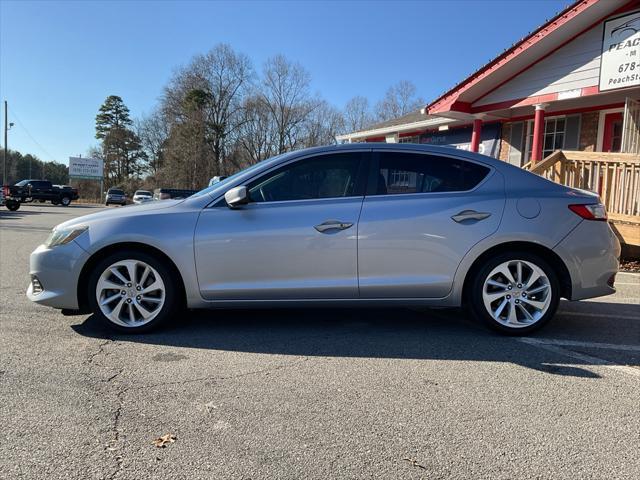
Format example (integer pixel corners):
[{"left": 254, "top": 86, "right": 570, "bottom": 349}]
[
  {"left": 95, "top": 95, "right": 132, "bottom": 140},
  {"left": 95, "top": 95, "right": 145, "bottom": 185}
]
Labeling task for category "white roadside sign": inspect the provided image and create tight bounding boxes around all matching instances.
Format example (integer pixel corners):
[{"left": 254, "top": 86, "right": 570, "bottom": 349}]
[
  {"left": 600, "top": 11, "right": 640, "bottom": 91},
  {"left": 69, "top": 157, "right": 103, "bottom": 180}
]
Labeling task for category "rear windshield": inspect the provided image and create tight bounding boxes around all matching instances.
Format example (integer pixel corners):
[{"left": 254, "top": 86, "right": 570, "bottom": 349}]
[
  {"left": 135, "top": 190, "right": 152, "bottom": 196},
  {"left": 109, "top": 189, "right": 124, "bottom": 195}
]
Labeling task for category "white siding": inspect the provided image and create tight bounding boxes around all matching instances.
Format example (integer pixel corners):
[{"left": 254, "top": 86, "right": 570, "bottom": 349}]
[{"left": 474, "top": 24, "right": 603, "bottom": 107}]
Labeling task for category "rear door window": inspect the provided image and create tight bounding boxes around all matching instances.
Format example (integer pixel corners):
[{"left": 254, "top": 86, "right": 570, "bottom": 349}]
[{"left": 372, "top": 152, "right": 490, "bottom": 195}]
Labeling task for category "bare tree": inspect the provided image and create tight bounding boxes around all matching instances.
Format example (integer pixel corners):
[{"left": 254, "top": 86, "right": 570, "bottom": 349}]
[
  {"left": 238, "top": 94, "right": 277, "bottom": 164},
  {"left": 136, "top": 109, "right": 169, "bottom": 176},
  {"left": 375, "top": 80, "right": 425, "bottom": 122},
  {"left": 343, "top": 96, "right": 372, "bottom": 132},
  {"left": 162, "top": 44, "right": 254, "bottom": 178},
  {"left": 302, "top": 100, "right": 344, "bottom": 147},
  {"left": 259, "top": 55, "right": 319, "bottom": 154}
]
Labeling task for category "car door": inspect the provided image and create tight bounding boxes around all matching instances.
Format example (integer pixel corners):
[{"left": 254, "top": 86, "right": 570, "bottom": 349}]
[
  {"left": 194, "top": 151, "right": 369, "bottom": 300},
  {"left": 358, "top": 150, "right": 505, "bottom": 298}
]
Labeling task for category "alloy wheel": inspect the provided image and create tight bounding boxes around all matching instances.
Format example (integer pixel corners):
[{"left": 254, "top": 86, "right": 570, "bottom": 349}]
[
  {"left": 481, "top": 259, "right": 551, "bottom": 328},
  {"left": 95, "top": 259, "right": 165, "bottom": 327}
]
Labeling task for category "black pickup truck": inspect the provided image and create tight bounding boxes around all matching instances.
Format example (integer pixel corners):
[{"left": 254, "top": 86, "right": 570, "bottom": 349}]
[{"left": 3, "top": 179, "right": 79, "bottom": 210}]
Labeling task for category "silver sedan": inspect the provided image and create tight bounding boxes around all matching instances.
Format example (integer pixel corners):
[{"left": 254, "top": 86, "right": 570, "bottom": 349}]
[{"left": 27, "top": 144, "right": 620, "bottom": 334}]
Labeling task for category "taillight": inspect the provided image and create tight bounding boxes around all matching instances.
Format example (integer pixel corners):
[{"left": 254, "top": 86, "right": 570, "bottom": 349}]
[
  {"left": 2, "top": 185, "right": 8, "bottom": 196},
  {"left": 568, "top": 203, "right": 608, "bottom": 221}
]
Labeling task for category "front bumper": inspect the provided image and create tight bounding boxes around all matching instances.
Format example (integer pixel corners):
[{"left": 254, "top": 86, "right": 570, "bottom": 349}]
[
  {"left": 26, "top": 241, "right": 90, "bottom": 310},
  {"left": 553, "top": 219, "right": 621, "bottom": 300}
]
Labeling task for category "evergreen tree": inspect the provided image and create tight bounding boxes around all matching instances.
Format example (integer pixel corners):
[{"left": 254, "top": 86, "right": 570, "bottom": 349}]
[
  {"left": 95, "top": 95, "right": 146, "bottom": 185},
  {"left": 95, "top": 95, "right": 132, "bottom": 139}
]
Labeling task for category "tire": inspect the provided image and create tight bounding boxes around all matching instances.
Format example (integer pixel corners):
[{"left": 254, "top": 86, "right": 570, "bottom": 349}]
[
  {"left": 87, "top": 250, "right": 179, "bottom": 333},
  {"left": 6, "top": 200, "right": 20, "bottom": 211},
  {"left": 60, "top": 196, "right": 71, "bottom": 206},
  {"left": 467, "top": 251, "right": 560, "bottom": 335},
  {"left": 52, "top": 200, "right": 59, "bottom": 205},
  {"left": 39, "top": 199, "right": 46, "bottom": 203}
]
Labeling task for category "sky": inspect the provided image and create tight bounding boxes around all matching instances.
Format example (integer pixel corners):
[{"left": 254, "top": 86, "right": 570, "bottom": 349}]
[{"left": 0, "top": 0, "right": 568, "bottom": 166}]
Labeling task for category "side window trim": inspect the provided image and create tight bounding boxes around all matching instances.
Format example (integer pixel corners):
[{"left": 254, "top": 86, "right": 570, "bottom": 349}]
[{"left": 367, "top": 150, "right": 493, "bottom": 198}]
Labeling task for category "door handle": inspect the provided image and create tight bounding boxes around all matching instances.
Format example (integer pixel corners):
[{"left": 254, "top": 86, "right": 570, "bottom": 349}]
[
  {"left": 314, "top": 220, "right": 354, "bottom": 233},
  {"left": 451, "top": 210, "right": 492, "bottom": 223}
]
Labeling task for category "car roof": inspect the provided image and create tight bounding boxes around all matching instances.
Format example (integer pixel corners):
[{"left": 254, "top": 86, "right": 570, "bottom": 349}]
[{"left": 290, "top": 143, "right": 509, "bottom": 169}]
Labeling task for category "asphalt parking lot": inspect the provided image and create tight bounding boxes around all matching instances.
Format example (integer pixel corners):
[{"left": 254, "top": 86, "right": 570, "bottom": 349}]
[{"left": 1, "top": 204, "right": 639, "bottom": 480}]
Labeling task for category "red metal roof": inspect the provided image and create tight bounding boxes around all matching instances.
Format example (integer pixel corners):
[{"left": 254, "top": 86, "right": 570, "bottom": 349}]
[{"left": 426, "top": 0, "right": 632, "bottom": 115}]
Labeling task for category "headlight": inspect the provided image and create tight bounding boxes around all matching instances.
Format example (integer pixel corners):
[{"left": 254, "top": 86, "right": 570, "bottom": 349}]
[{"left": 44, "top": 226, "right": 88, "bottom": 248}]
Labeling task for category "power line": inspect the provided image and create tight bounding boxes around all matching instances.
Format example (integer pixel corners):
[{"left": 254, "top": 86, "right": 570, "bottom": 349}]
[{"left": 7, "top": 106, "right": 59, "bottom": 163}]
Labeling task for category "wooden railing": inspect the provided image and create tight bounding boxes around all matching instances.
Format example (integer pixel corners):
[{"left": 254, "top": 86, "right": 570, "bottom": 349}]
[
  {"left": 525, "top": 150, "right": 640, "bottom": 219},
  {"left": 524, "top": 150, "right": 640, "bottom": 246}
]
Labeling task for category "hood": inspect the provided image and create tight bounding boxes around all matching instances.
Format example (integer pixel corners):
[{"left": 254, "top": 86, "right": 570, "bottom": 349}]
[{"left": 55, "top": 199, "right": 184, "bottom": 230}]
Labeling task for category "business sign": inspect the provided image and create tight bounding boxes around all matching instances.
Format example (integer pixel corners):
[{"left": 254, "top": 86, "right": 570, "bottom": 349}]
[
  {"left": 69, "top": 157, "right": 103, "bottom": 180},
  {"left": 419, "top": 123, "right": 501, "bottom": 158},
  {"left": 600, "top": 11, "right": 640, "bottom": 91}
]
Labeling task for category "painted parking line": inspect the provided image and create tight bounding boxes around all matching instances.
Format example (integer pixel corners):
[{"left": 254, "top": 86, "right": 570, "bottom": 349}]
[
  {"left": 522, "top": 338, "right": 640, "bottom": 352},
  {"left": 518, "top": 337, "right": 640, "bottom": 378},
  {"left": 558, "top": 311, "right": 640, "bottom": 321}
]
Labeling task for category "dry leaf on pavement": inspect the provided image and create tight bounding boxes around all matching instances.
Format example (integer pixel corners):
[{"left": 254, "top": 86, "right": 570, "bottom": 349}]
[{"left": 152, "top": 433, "right": 177, "bottom": 448}]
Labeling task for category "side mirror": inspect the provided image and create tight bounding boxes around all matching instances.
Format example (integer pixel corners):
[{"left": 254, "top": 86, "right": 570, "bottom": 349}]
[{"left": 224, "top": 186, "right": 249, "bottom": 208}]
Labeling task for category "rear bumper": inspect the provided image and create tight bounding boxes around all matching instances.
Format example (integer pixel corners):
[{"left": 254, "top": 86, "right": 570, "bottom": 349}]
[
  {"left": 26, "top": 241, "right": 89, "bottom": 310},
  {"left": 553, "top": 220, "right": 621, "bottom": 300}
]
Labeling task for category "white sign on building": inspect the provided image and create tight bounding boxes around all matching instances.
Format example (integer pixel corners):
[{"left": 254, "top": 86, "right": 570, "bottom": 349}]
[
  {"left": 600, "top": 11, "right": 640, "bottom": 92},
  {"left": 69, "top": 157, "right": 104, "bottom": 179}
]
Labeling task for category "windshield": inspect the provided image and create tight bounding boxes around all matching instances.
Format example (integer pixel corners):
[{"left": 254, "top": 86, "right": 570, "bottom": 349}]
[
  {"left": 135, "top": 190, "right": 152, "bottom": 196},
  {"left": 190, "top": 153, "right": 289, "bottom": 198},
  {"left": 15, "top": 180, "right": 29, "bottom": 186},
  {"left": 109, "top": 189, "right": 124, "bottom": 195}
]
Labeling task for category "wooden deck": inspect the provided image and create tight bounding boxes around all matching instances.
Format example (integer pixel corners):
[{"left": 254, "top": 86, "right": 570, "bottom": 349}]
[{"left": 524, "top": 150, "right": 640, "bottom": 247}]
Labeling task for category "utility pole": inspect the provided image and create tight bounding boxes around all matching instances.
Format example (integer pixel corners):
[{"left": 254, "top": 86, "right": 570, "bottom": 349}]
[{"left": 3, "top": 101, "right": 7, "bottom": 185}]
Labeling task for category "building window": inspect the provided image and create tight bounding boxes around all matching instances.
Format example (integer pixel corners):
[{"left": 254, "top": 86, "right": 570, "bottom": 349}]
[
  {"left": 525, "top": 117, "right": 564, "bottom": 162},
  {"left": 398, "top": 135, "right": 420, "bottom": 144},
  {"left": 523, "top": 114, "right": 580, "bottom": 162}
]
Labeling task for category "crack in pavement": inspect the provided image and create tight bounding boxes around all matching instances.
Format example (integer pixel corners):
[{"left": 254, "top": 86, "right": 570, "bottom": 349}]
[
  {"left": 134, "top": 356, "right": 310, "bottom": 391},
  {"left": 106, "top": 369, "right": 127, "bottom": 480},
  {"left": 84, "top": 337, "right": 128, "bottom": 479},
  {"left": 86, "top": 339, "right": 112, "bottom": 366}
]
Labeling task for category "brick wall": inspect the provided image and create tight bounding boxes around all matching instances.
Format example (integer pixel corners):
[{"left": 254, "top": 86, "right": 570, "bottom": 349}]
[
  {"left": 579, "top": 111, "right": 599, "bottom": 151},
  {"left": 498, "top": 122, "right": 512, "bottom": 162}
]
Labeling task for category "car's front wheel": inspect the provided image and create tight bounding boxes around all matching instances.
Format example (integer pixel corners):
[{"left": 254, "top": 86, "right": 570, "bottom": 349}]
[
  {"left": 87, "top": 250, "right": 178, "bottom": 333},
  {"left": 468, "top": 252, "right": 559, "bottom": 335}
]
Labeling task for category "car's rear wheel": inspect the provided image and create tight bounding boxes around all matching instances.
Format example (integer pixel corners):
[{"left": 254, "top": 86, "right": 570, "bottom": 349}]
[
  {"left": 60, "top": 196, "right": 71, "bottom": 206},
  {"left": 87, "top": 250, "right": 178, "bottom": 333},
  {"left": 468, "top": 252, "right": 559, "bottom": 335}
]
